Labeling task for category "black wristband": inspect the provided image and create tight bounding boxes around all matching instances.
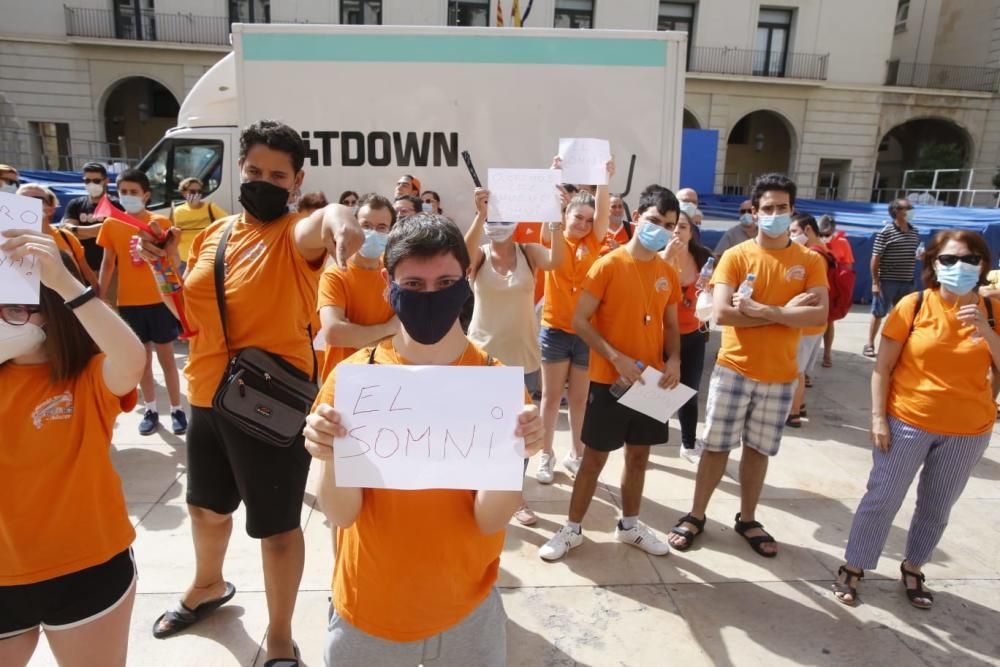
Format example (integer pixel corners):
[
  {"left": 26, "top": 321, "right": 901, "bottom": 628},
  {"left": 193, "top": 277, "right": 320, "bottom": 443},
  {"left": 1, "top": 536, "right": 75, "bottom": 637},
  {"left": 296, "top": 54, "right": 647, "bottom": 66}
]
[{"left": 64, "top": 286, "right": 98, "bottom": 311}]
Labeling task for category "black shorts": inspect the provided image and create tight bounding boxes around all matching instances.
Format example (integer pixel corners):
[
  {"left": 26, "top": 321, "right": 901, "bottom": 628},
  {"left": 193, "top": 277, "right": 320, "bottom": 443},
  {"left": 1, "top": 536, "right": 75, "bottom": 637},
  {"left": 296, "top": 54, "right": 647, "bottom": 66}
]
[
  {"left": 0, "top": 548, "right": 136, "bottom": 639},
  {"left": 119, "top": 303, "right": 179, "bottom": 344},
  {"left": 581, "top": 382, "right": 669, "bottom": 452},
  {"left": 186, "top": 406, "right": 311, "bottom": 539}
]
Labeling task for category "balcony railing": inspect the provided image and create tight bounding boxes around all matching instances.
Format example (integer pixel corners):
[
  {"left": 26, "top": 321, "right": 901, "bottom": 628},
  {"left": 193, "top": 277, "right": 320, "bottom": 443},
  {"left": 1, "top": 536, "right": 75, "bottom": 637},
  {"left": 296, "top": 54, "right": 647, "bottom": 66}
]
[
  {"left": 65, "top": 6, "right": 232, "bottom": 46},
  {"left": 688, "top": 46, "right": 829, "bottom": 81},
  {"left": 885, "top": 60, "right": 1000, "bottom": 93}
]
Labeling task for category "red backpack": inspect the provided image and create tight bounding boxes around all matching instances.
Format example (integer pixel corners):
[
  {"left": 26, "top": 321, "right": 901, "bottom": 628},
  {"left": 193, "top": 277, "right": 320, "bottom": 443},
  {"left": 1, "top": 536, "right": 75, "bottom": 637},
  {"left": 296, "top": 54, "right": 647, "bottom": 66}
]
[{"left": 811, "top": 245, "right": 856, "bottom": 322}]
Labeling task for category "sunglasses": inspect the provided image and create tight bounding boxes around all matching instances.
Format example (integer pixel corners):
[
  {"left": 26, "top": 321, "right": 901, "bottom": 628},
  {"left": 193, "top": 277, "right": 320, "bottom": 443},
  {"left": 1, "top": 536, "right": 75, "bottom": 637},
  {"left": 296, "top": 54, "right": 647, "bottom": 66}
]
[
  {"left": 1, "top": 305, "right": 41, "bottom": 326},
  {"left": 937, "top": 254, "right": 982, "bottom": 266},
  {"left": 739, "top": 209, "right": 753, "bottom": 214},
  {"left": 82, "top": 178, "right": 104, "bottom": 184}
]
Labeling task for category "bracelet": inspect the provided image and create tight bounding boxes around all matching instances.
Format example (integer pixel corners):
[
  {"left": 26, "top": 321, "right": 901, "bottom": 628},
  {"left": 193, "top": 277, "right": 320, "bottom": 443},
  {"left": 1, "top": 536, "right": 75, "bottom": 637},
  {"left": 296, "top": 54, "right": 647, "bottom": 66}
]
[
  {"left": 547, "top": 221, "right": 564, "bottom": 231},
  {"left": 64, "top": 286, "right": 98, "bottom": 310}
]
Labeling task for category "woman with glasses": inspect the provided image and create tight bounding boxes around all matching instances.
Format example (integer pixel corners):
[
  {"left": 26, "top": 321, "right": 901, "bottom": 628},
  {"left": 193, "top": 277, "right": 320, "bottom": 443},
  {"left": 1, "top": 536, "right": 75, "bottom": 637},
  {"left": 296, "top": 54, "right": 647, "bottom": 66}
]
[
  {"left": 16, "top": 183, "right": 99, "bottom": 290},
  {"left": 0, "top": 231, "right": 146, "bottom": 667},
  {"left": 662, "top": 210, "right": 715, "bottom": 464},
  {"left": 833, "top": 229, "right": 1000, "bottom": 610},
  {"left": 171, "top": 177, "right": 228, "bottom": 275},
  {"left": 338, "top": 190, "right": 359, "bottom": 208}
]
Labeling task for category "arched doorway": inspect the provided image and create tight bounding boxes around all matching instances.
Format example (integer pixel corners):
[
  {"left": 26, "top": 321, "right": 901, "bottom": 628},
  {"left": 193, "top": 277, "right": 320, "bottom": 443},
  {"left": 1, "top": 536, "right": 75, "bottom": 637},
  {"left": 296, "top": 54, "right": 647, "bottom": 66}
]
[
  {"left": 683, "top": 109, "right": 701, "bottom": 129},
  {"left": 874, "top": 118, "right": 972, "bottom": 203},
  {"left": 722, "top": 110, "right": 794, "bottom": 195},
  {"left": 103, "top": 77, "right": 179, "bottom": 162}
]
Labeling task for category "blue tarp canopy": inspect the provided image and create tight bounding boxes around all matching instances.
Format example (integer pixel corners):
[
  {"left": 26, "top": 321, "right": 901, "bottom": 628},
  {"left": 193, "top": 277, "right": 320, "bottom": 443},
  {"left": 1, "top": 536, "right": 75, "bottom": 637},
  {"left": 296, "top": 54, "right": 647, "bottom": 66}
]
[{"left": 13, "top": 169, "right": 119, "bottom": 220}]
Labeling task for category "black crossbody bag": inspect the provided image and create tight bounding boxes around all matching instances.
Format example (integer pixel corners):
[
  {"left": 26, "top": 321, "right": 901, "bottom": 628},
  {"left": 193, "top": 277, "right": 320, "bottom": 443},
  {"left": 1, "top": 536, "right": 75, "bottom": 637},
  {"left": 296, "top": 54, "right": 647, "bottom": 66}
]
[{"left": 211, "top": 221, "right": 318, "bottom": 447}]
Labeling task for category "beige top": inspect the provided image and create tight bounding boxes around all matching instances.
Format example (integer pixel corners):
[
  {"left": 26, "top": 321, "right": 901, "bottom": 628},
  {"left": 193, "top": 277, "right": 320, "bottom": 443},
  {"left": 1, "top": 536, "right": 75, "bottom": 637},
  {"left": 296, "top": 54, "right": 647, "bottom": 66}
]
[{"left": 468, "top": 244, "right": 541, "bottom": 373}]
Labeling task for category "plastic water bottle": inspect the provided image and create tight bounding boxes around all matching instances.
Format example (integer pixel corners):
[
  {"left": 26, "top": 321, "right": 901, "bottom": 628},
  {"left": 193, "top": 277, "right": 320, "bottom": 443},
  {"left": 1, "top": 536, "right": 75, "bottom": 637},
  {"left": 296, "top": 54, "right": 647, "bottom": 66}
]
[
  {"left": 737, "top": 273, "right": 757, "bottom": 298},
  {"left": 609, "top": 361, "right": 645, "bottom": 399},
  {"left": 915, "top": 242, "right": 925, "bottom": 259},
  {"left": 695, "top": 256, "right": 716, "bottom": 292}
]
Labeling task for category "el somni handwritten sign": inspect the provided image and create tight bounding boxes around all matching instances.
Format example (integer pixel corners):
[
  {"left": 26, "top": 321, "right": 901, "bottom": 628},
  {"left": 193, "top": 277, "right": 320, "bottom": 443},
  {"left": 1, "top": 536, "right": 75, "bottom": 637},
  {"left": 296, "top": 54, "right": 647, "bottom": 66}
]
[
  {"left": 0, "top": 192, "right": 43, "bottom": 304},
  {"left": 558, "top": 138, "right": 611, "bottom": 185},
  {"left": 487, "top": 168, "right": 563, "bottom": 223},
  {"left": 332, "top": 364, "right": 527, "bottom": 491}
]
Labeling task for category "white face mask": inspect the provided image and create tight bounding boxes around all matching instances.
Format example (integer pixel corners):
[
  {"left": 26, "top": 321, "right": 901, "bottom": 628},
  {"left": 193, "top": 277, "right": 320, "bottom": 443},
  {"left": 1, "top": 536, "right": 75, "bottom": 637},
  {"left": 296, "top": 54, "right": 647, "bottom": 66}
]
[
  {"left": 0, "top": 182, "right": 17, "bottom": 194},
  {"left": 85, "top": 182, "right": 105, "bottom": 198},
  {"left": 484, "top": 222, "right": 516, "bottom": 243},
  {"left": 791, "top": 232, "right": 808, "bottom": 245},
  {"left": 0, "top": 321, "right": 46, "bottom": 364}
]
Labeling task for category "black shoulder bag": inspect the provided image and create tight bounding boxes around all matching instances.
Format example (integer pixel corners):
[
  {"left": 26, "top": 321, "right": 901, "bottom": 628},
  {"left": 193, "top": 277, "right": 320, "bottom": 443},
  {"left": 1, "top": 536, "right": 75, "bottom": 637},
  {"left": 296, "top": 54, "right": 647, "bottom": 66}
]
[{"left": 211, "top": 221, "right": 319, "bottom": 447}]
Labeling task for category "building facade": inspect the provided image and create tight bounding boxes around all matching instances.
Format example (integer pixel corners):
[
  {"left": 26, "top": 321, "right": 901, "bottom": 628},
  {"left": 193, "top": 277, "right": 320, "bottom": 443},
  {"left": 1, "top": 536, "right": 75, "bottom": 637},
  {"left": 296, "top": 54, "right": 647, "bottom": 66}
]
[{"left": 2, "top": 0, "right": 999, "bottom": 204}]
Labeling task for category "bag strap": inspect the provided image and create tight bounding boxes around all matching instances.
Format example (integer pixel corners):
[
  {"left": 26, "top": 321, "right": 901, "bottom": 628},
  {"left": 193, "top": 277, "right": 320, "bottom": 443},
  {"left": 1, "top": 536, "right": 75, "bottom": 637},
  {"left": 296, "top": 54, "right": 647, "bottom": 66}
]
[
  {"left": 623, "top": 219, "right": 633, "bottom": 240},
  {"left": 208, "top": 203, "right": 216, "bottom": 224},
  {"left": 214, "top": 220, "right": 236, "bottom": 357},
  {"left": 908, "top": 289, "right": 926, "bottom": 338},
  {"left": 986, "top": 297, "right": 996, "bottom": 329},
  {"left": 517, "top": 243, "right": 535, "bottom": 275}
]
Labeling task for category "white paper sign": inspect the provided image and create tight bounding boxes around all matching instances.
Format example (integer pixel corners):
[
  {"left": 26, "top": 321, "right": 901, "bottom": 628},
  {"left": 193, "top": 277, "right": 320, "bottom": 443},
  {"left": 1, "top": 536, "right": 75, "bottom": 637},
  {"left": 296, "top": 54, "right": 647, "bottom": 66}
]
[
  {"left": 618, "top": 366, "right": 697, "bottom": 424},
  {"left": 0, "top": 192, "right": 43, "bottom": 305},
  {"left": 487, "top": 169, "right": 563, "bottom": 222},
  {"left": 332, "top": 364, "right": 526, "bottom": 491},
  {"left": 558, "top": 138, "right": 611, "bottom": 185}
]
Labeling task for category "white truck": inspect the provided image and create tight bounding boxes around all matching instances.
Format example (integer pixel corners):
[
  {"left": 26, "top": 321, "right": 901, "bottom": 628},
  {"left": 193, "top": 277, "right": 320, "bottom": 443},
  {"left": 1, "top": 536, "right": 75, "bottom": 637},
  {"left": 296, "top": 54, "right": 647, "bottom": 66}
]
[{"left": 137, "top": 24, "right": 686, "bottom": 225}]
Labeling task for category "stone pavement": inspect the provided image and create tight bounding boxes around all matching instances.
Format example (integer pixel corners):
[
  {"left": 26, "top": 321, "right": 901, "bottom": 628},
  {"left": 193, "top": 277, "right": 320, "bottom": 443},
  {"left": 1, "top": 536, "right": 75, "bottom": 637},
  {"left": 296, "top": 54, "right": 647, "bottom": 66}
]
[{"left": 26, "top": 306, "right": 1000, "bottom": 666}]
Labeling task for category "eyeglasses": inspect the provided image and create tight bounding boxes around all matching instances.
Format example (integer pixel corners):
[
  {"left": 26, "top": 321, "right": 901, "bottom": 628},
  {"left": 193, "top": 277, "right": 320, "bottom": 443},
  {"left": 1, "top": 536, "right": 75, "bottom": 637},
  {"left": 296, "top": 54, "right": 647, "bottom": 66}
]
[
  {"left": 186, "top": 190, "right": 202, "bottom": 196},
  {"left": 937, "top": 254, "right": 982, "bottom": 266},
  {"left": 82, "top": 178, "right": 104, "bottom": 184},
  {"left": 739, "top": 208, "right": 753, "bottom": 214},
  {"left": 1, "top": 305, "right": 41, "bottom": 326}
]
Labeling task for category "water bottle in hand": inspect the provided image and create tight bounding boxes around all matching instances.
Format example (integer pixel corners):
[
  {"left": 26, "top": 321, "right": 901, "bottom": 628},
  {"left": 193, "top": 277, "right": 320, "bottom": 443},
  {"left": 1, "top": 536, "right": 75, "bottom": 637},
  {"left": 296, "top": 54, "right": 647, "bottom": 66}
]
[
  {"left": 916, "top": 242, "right": 925, "bottom": 259},
  {"left": 737, "top": 273, "right": 757, "bottom": 299},
  {"left": 695, "top": 256, "right": 716, "bottom": 292},
  {"left": 609, "top": 361, "right": 645, "bottom": 399}
]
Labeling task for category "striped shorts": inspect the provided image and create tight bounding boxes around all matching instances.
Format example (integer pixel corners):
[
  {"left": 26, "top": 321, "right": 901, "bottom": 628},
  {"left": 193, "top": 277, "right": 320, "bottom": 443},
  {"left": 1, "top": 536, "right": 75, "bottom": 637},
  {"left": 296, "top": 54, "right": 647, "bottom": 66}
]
[{"left": 702, "top": 365, "right": 795, "bottom": 457}]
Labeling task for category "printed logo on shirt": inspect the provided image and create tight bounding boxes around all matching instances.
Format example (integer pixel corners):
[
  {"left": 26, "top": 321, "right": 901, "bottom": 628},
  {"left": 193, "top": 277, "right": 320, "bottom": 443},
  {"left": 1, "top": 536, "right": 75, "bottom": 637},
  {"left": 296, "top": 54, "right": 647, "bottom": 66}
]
[
  {"left": 654, "top": 277, "right": 670, "bottom": 293},
  {"left": 785, "top": 265, "right": 806, "bottom": 281},
  {"left": 32, "top": 391, "right": 74, "bottom": 430},
  {"left": 576, "top": 245, "right": 590, "bottom": 260},
  {"left": 237, "top": 242, "right": 267, "bottom": 266}
]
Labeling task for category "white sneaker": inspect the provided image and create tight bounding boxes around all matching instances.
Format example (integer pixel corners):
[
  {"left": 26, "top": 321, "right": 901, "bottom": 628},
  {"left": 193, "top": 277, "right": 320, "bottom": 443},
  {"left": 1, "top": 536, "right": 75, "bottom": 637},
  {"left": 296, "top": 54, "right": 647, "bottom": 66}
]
[
  {"left": 615, "top": 521, "right": 671, "bottom": 556},
  {"left": 680, "top": 441, "right": 704, "bottom": 465},
  {"left": 563, "top": 454, "right": 581, "bottom": 477},
  {"left": 536, "top": 452, "right": 555, "bottom": 484},
  {"left": 539, "top": 525, "right": 583, "bottom": 561}
]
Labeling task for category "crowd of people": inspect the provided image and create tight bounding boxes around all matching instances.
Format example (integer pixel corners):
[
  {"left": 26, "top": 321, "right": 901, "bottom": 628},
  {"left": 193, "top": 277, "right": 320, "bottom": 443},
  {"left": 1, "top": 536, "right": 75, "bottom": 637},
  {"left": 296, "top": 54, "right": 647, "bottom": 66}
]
[{"left": 1, "top": 119, "right": 998, "bottom": 667}]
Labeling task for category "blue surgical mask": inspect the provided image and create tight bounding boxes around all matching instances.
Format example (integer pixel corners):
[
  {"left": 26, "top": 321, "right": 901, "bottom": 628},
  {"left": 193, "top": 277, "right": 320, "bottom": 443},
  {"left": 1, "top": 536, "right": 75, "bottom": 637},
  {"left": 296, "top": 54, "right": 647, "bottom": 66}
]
[
  {"left": 935, "top": 260, "right": 980, "bottom": 295},
  {"left": 119, "top": 194, "right": 145, "bottom": 214},
  {"left": 358, "top": 229, "right": 389, "bottom": 259},
  {"left": 739, "top": 213, "right": 754, "bottom": 226},
  {"left": 904, "top": 209, "right": 915, "bottom": 223},
  {"left": 421, "top": 202, "right": 434, "bottom": 214},
  {"left": 637, "top": 221, "right": 669, "bottom": 252},
  {"left": 758, "top": 213, "right": 791, "bottom": 238}
]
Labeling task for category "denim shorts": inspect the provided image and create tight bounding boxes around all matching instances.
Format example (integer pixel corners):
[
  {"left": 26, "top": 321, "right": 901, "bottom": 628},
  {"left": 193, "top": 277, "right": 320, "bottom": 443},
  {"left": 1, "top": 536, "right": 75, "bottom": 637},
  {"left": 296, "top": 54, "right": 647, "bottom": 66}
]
[
  {"left": 539, "top": 327, "right": 589, "bottom": 369},
  {"left": 871, "top": 280, "right": 914, "bottom": 318}
]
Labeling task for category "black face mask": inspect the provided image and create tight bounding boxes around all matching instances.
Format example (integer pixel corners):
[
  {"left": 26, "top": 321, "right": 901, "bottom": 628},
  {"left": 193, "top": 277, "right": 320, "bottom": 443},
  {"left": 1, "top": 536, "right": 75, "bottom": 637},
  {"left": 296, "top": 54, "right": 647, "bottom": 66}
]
[
  {"left": 239, "top": 180, "right": 289, "bottom": 223},
  {"left": 388, "top": 278, "right": 472, "bottom": 345}
]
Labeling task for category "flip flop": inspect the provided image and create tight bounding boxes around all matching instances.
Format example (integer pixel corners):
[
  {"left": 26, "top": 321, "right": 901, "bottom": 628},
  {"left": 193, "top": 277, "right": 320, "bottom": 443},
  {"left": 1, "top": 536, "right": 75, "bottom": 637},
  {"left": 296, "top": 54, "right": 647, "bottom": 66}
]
[
  {"left": 152, "top": 582, "right": 236, "bottom": 639},
  {"left": 822, "top": 358, "right": 833, "bottom": 368},
  {"left": 264, "top": 641, "right": 301, "bottom": 667},
  {"left": 862, "top": 344, "right": 876, "bottom": 358}
]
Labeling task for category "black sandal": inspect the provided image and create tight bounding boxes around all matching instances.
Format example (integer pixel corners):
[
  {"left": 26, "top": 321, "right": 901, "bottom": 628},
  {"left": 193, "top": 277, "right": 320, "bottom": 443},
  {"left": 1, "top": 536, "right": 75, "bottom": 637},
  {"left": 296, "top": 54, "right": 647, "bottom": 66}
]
[
  {"left": 900, "top": 561, "right": 933, "bottom": 610},
  {"left": 152, "top": 582, "right": 236, "bottom": 639},
  {"left": 264, "top": 641, "right": 301, "bottom": 667},
  {"left": 785, "top": 414, "right": 802, "bottom": 428},
  {"left": 734, "top": 512, "right": 777, "bottom": 558},
  {"left": 799, "top": 404, "right": 807, "bottom": 417},
  {"left": 669, "top": 513, "right": 706, "bottom": 552},
  {"left": 831, "top": 565, "right": 864, "bottom": 606}
]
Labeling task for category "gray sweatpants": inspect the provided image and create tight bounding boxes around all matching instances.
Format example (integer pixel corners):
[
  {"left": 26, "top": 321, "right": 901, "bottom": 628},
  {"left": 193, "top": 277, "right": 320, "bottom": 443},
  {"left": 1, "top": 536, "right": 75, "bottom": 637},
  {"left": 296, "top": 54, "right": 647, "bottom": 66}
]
[{"left": 324, "top": 587, "right": 507, "bottom": 667}]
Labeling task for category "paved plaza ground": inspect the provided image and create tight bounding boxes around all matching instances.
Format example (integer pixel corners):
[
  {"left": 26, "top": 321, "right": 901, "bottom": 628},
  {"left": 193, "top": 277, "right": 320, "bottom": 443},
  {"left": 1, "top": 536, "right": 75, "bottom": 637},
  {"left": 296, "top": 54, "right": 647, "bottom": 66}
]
[{"left": 25, "top": 306, "right": 1000, "bottom": 666}]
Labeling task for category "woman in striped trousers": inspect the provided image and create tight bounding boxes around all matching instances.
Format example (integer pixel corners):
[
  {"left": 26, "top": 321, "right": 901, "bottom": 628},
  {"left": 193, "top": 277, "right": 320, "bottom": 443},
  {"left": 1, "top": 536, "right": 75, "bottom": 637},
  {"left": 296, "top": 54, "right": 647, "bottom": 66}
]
[{"left": 833, "top": 230, "right": 998, "bottom": 609}]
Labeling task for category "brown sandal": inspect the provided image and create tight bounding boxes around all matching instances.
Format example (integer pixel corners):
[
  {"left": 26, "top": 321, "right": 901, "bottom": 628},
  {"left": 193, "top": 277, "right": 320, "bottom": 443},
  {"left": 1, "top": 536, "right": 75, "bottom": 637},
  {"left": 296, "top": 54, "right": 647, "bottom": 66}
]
[
  {"left": 900, "top": 561, "right": 933, "bottom": 610},
  {"left": 831, "top": 565, "right": 864, "bottom": 606}
]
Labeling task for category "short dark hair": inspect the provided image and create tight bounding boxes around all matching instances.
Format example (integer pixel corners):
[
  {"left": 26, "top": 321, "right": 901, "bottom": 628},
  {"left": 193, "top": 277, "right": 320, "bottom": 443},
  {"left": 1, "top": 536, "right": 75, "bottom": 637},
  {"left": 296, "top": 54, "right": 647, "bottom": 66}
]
[
  {"left": 818, "top": 214, "right": 837, "bottom": 236},
  {"left": 82, "top": 162, "right": 108, "bottom": 178},
  {"left": 297, "top": 191, "right": 329, "bottom": 214},
  {"left": 792, "top": 212, "right": 820, "bottom": 236},
  {"left": 889, "top": 198, "right": 910, "bottom": 218},
  {"left": 117, "top": 168, "right": 150, "bottom": 192},
  {"left": 384, "top": 214, "right": 470, "bottom": 277},
  {"left": 636, "top": 187, "right": 680, "bottom": 217},
  {"left": 338, "top": 190, "right": 359, "bottom": 205},
  {"left": 560, "top": 184, "right": 579, "bottom": 195},
  {"left": 640, "top": 183, "right": 668, "bottom": 197},
  {"left": 394, "top": 194, "right": 423, "bottom": 211},
  {"left": 35, "top": 253, "right": 100, "bottom": 382},
  {"left": 922, "top": 229, "right": 991, "bottom": 289},
  {"left": 358, "top": 192, "right": 397, "bottom": 227},
  {"left": 751, "top": 173, "right": 797, "bottom": 209},
  {"left": 239, "top": 119, "right": 305, "bottom": 173}
]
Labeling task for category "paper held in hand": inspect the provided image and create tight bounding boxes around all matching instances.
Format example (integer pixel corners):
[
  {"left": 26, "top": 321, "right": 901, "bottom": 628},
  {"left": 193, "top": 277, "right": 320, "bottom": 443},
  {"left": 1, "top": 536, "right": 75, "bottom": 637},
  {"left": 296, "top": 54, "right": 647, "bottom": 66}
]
[
  {"left": 332, "top": 363, "right": 527, "bottom": 491},
  {"left": 486, "top": 168, "right": 563, "bottom": 223},
  {"left": 617, "top": 366, "right": 697, "bottom": 424},
  {"left": 0, "top": 192, "right": 43, "bottom": 305},
  {"left": 558, "top": 138, "right": 611, "bottom": 185}
]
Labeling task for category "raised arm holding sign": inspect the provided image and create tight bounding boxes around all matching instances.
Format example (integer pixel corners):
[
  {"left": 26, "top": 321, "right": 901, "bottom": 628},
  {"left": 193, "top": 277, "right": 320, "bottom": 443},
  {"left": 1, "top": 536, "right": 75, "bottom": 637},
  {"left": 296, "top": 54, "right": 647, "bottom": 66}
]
[
  {"left": 558, "top": 138, "right": 612, "bottom": 185},
  {"left": 486, "top": 168, "right": 563, "bottom": 222}
]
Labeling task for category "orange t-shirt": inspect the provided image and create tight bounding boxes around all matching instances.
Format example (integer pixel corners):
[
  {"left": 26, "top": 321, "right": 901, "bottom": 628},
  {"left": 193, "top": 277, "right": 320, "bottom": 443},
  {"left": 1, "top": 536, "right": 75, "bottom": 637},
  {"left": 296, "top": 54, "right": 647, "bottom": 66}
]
[
  {"left": 883, "top": 290, "right": 1000, "bottom": 435},
  {"left": 97, "top": 212, "right": 170, "bottom": 307},
  {"left": 0, "top": 355, "right": 137, "bottom": 585},
  {"left": 712, "top": 240, "right": 829, "bottom": 383},
  {"left": 51, "top": 227, "right": 87, "bottom": 274},
  {"left": 827, "top": 233, "right": 855, "bottom": 266},
  {"left": 317, "top": 340, "right": 507, "bottom": 642},
  {"left": 513, "top": 223, "right": 546, "bottom": 303},
  {"left": 541, "top": 232, "right": 601, "bottom": 333},
  {"left": 316, "top": 258, "right": 394, "bottom": 381},
  {"left": 582, "top": 248, "right": 682, "bottom": 384},
  {"left": 600, "top": 224, "right": 630, "bottom": 256},
  {"left": 677, "top": 282, "right": 700, "bottom": 335},
  {"left": 182, "top": 213, "right": 323, "bottom": 408}
]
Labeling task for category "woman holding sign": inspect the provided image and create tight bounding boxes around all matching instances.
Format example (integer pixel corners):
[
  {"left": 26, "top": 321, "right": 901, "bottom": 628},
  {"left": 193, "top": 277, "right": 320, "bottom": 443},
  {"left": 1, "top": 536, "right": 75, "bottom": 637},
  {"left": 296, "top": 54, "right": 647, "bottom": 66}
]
[
  {"left": 0, "top": 231, "right": 146, "bottom": 667},
  {"left": 304, "top": 214, "right": 543, "bottom": 666}
]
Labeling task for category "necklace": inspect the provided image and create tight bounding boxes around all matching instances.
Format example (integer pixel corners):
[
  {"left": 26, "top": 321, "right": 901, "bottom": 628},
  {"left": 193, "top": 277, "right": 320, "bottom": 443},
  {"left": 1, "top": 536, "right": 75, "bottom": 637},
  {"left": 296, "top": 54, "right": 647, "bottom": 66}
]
[{"left": 625, "top": 251, "right": 656, "bottom": 325}]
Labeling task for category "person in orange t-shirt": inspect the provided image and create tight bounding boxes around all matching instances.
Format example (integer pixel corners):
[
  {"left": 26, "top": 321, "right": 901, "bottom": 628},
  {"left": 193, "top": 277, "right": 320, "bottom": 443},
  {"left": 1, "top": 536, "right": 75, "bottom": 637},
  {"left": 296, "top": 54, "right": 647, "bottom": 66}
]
[
  {"left": 599, "top": 192, "right": 633, "bottom": 256},
  {"left": 138, "top": 121, "right": 364, "bottom": 666},
  {"left": 303, "top": 215, "right": 543, "bottom": 665},
  {"left": 539, "top": 188, "right": 682, "bottom": 562},
  {"left": 819, "top": 214, "right": 855, "bottom": 368},
  {"left": 536, "top": 159, "right": 613, "bottom": 485},
  {"left": 16, "top": 183, "right": 99, "bottom": 290},
  {"left": 0, "top": 231, "right": 145, "bottom": 667},
  {"left": 668, "top": 174, "right": 829, "bottom": 559},
  {"left": 96, "top": 169, "right": 185, "bottom": 438},
  {"left": 318, "top": 193, "right": 398, "bottom": 381},
  {"left": 832, "top": 230, "right": 999, "bottom": 610}
]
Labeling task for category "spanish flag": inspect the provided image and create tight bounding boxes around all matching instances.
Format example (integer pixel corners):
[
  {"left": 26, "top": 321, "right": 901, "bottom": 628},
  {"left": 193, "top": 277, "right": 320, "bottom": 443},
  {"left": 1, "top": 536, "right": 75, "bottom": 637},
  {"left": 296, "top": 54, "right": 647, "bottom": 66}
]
[
  {"left": 511, "top": 0, "right": 522, "bottom": 26},
  {"left": 496, "top": 0, "right": 505, "bottom": 26}
]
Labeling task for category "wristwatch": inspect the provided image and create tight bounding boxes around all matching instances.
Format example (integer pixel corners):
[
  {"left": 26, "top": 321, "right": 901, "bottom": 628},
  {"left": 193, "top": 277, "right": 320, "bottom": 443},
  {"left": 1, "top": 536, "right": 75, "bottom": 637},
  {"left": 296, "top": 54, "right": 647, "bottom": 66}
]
[
  {"left": 547, "top": 221, "right": 564, "bottom": 231},
  {"left": 64, "top": 286, "right": 98, "bottom": 310}
]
